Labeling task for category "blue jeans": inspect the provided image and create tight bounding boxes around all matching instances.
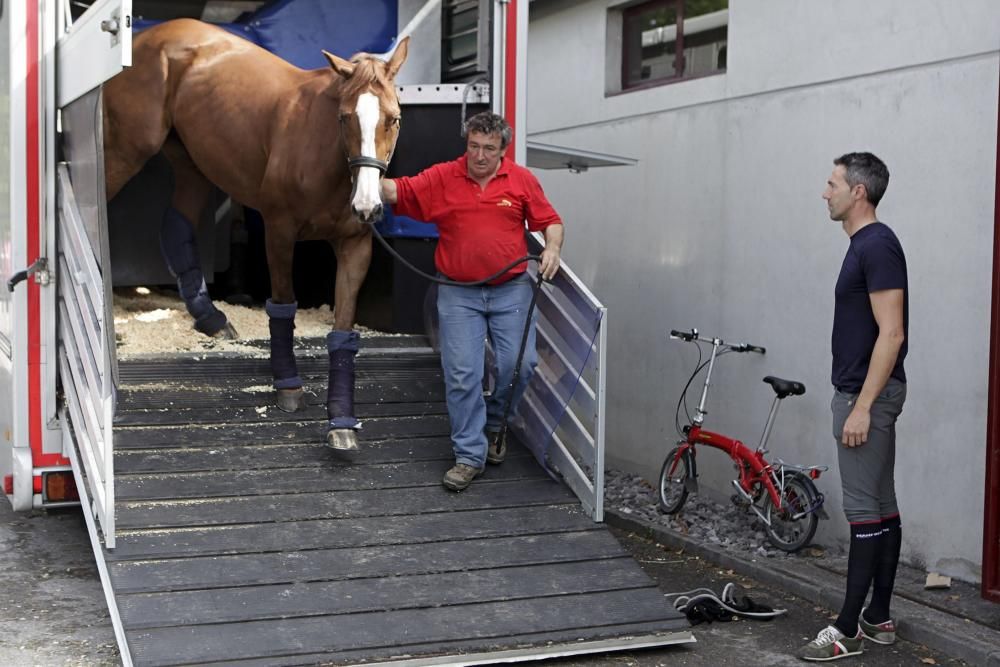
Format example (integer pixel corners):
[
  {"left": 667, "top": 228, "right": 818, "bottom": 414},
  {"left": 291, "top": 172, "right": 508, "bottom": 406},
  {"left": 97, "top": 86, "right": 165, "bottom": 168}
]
[{"left": 437, "top": 273, "right": 538, "bottom": 469}]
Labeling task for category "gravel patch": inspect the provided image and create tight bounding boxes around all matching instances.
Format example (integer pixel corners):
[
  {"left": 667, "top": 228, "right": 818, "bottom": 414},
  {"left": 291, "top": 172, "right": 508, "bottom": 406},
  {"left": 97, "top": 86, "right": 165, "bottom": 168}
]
[{"left": 603, "top": 469, "right": 840, "bottom": 560}]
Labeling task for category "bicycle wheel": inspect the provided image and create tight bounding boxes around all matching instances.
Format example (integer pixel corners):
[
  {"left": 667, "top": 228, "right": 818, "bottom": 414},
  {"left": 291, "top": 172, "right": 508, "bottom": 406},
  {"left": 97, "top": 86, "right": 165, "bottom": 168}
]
[
  {"left": 658, "top": 446, "right": 692, "bottom": 514},
  {"left": 763, "top": 473, "right": 819, "bottom": 552}
]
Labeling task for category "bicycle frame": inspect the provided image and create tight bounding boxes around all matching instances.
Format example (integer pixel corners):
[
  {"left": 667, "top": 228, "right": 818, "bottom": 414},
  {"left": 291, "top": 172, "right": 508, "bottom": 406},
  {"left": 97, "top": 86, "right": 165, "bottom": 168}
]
[{"left": 676, "top": 427, "right": 784, "bottom": 514}]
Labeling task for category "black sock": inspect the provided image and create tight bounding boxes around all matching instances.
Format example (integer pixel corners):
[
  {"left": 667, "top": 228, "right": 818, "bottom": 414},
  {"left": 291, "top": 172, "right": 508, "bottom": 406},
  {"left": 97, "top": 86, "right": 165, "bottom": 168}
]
[
  {"left": 834, "top": 522, "right": 882, "bottom": 637},
  {"left": 866, "top": 516, "right": 902, "bottom": 623}
]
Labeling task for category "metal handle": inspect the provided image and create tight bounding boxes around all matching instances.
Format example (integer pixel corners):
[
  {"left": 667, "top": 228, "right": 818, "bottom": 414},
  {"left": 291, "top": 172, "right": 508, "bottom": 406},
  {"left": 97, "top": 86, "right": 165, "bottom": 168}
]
[
  {"left": 100, "top": 18, "right": 119, "bottom": 35},
  {"left": 7, "top": 257, "right": 49, "bottom": 292}
]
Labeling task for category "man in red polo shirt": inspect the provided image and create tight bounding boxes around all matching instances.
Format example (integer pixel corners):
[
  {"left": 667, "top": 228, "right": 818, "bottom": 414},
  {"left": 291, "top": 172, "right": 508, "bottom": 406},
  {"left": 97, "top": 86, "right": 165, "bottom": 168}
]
[{"left": 381, "top": 111, "right": 564, "bottom": 491}]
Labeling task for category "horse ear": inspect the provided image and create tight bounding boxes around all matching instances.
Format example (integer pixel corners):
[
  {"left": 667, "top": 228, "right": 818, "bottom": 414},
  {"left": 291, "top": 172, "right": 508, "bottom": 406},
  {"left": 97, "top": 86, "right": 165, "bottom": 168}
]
[
  {"left": 386, "top": 36, "right": 409, "bottom": 80},
  {"left": 323, "top": 50, "right": 355, "bottom": 78}
]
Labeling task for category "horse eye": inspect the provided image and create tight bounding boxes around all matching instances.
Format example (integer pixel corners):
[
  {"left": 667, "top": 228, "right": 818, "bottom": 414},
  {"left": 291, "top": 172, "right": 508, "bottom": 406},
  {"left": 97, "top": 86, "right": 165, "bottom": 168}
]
[{"left": 390, "top": 117, "right": 401, "bottom": 127}]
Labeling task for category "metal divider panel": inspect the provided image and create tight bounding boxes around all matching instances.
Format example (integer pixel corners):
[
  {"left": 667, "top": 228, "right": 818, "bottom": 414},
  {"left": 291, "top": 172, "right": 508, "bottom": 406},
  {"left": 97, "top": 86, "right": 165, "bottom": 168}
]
[
  {"left": 110, "top": 403, "right": 451, "bottom": 427},
  {"left": 117, "top": 558, "right": 650, "bottom": 629},
  {"left": 105, "top": 504, "right": 593, "bottom": 561},
  {"left": 115, "top": 478, "right": 575, "bottom": 530},
  {"left": 116, "top": 376, "right": 446, "bottom": 409},
  {"left": 128, "top": 588, "right": 682, "bottom": 666},
  {"left": 114, "top": 453, "right": 546, "bottom": 501},
  {"left": 113, "top": 437, "right": 458, "bottom": 474},
  {"left": 110, "top": 530, "right": 625, "bottom": 594}
]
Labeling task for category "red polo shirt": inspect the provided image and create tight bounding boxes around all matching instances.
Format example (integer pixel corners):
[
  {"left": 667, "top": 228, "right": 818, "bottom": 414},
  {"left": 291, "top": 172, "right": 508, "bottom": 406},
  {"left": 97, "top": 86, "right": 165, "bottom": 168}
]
[{"left": 393, "top": 155, "right": 562, "bottom": 283}]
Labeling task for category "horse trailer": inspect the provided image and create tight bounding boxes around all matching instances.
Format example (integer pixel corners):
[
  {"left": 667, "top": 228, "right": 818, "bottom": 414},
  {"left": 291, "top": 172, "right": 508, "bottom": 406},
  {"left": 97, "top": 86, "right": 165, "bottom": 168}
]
[{"left": 2, "top": 0, "right": 693, "bottom": 663}]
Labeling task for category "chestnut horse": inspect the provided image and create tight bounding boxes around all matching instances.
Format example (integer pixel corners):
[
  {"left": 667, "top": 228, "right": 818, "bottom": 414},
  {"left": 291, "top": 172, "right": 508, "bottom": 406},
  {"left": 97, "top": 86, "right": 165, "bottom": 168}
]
[{"left": 103, "top": 19, "right": 408, "bottom": 450}]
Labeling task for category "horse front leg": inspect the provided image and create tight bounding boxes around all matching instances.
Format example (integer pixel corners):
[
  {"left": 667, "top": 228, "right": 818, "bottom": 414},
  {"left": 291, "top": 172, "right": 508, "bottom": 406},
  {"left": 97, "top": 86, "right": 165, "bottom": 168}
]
[
  {"left": 325, "top": 231, "right": 373, "bottom": 451},
  {"left": 264, "top": 220, "right": 306, "bottom": 412}
]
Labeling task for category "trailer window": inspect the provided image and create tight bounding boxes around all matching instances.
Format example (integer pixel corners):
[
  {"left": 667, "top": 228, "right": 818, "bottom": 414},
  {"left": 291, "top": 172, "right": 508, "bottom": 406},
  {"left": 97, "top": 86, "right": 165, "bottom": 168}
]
[
  {"left": 442, "top": 0, "right": 490, "bottom": 83},
  {"left": 617, "top": 0, "right": 727, "bottom": 92}
]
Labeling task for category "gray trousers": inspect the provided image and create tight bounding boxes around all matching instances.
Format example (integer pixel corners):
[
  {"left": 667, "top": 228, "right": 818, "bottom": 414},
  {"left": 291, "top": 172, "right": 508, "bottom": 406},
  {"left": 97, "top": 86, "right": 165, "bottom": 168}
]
[{"left": 831, "top": 378, "right": 906, "bottom": 524}]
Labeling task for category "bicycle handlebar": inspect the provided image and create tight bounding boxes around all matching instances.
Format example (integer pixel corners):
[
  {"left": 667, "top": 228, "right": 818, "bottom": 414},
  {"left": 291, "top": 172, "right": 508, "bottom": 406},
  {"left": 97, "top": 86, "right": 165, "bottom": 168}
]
[{"left": 669, "top": 328, "right": 766, "bottom": 354}]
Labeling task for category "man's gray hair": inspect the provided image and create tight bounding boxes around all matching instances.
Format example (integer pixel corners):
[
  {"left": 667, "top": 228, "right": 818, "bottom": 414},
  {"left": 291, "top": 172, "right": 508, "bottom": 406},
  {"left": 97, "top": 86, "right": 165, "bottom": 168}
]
[
  {"left": 463, "top": 111, "right": 513, "bottom": 149},
  {"left": 834, "top": 152, "right": 890, "bottom": 207}
]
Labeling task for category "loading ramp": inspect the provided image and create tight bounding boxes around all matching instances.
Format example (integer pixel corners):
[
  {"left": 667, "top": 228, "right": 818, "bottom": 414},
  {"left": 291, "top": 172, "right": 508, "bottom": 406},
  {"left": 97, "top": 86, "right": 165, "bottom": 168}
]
[{"left": 75, "top": 337, "right": 692, "bottom": 665}]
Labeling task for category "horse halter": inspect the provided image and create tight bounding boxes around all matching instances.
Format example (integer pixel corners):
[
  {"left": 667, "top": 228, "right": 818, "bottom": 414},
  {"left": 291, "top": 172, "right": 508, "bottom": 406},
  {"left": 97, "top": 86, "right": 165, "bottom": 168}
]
[
  {"left": 347, "top": 154, "right": 389, "bottom": 174},
  {"left": 339, "top": 114, "right": 395, "bottom": 180}
]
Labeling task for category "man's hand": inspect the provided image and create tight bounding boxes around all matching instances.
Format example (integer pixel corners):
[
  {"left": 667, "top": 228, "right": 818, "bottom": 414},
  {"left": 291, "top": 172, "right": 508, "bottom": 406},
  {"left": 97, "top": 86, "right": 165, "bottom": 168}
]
[
  {"left": 539, "top": 223, "right": 564, "bottom": 280},
  {"left": 539, "top": 246, "right": 561, "bottom": 280},
  {"left": 842, "top": 404, "right": 871, "bottom": 447}
]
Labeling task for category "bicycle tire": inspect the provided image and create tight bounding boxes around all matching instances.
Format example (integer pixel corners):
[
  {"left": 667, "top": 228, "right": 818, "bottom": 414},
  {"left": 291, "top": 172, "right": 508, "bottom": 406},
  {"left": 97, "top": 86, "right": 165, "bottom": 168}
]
[
  {"left": 763, "top": 472, "right": 819, "bottom": 552},
  {"left": 658, "top": 446, "right": 693, "bottom": 514}
]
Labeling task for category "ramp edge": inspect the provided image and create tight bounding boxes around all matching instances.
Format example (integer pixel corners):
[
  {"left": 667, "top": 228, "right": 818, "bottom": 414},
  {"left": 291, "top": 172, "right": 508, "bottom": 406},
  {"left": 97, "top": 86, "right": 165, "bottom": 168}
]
[
  {"left": 361, "top": 632, "right": 697, "bottom": 666},
  {"left": 64, "top": 414, "right": 133, "bottom": 667}
]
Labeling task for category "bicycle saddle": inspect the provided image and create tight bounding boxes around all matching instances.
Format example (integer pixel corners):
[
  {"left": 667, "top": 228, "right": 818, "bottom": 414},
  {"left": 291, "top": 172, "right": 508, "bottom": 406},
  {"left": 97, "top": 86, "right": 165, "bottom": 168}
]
[{"left": 763, "top": 376, "right": 806, "bottom": 398}]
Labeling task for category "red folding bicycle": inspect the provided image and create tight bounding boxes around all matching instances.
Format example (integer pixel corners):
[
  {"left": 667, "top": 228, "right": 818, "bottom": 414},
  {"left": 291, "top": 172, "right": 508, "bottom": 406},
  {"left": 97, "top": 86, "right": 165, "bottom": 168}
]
[{"left": 658, "top": 328, "right": 829, "bottom": 552}]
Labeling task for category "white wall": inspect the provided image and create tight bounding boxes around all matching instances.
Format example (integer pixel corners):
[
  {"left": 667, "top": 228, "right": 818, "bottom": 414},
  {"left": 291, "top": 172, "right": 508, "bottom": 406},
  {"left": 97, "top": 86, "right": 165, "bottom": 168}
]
[{"left": 527, "top": 0, "right": 1000, "bottom": 582}]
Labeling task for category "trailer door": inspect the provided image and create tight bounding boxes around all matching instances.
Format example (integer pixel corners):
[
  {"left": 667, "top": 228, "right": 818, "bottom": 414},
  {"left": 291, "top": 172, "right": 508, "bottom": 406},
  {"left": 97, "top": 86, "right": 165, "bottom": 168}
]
[
  {"left": 57, "top": 0, "right": 132, "bottom": 107},
  {"left": 56, "top": 0, "right": 132, "bottom": 549}
]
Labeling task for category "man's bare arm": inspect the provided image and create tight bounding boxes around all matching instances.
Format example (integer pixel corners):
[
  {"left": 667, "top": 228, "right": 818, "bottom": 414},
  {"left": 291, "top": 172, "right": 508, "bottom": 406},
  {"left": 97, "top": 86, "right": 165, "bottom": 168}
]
[
  {"left": 841, "top": 288, "right": 905, "bottom": 447},
  {"left": 380, "top": 178, "right": 398, "bottom": 204}
]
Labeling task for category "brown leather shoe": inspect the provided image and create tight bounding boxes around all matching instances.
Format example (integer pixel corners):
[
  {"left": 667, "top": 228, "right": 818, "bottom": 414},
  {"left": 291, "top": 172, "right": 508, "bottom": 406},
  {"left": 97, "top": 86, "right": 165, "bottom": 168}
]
[
  {"left": 486, "top": 431, "right": 506, "bottom": 465},
  {"left": 442, "top": 463, "right": 483, "bottom": 491}
]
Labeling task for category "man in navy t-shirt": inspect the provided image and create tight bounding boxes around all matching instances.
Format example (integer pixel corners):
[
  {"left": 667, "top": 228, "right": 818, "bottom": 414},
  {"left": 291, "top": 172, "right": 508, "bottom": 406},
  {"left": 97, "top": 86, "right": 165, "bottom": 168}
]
[{"left": 800, "top": 153, "right": 908, "bottom": 662}]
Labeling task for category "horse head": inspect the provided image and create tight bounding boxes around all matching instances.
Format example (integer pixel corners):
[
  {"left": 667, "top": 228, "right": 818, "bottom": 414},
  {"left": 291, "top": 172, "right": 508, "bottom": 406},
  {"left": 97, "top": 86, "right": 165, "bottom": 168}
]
[{"left": 323, "top": 37, "right": 409, "bottom": 224}]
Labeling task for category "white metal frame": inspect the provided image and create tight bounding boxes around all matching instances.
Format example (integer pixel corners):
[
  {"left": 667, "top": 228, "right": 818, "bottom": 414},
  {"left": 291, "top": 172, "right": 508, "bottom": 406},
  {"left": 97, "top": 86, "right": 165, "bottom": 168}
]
[
  {"left": 56, "top": 163, "right": 116, "bottom": 547},
  {"left": 5, "top": 0, "right": 33, "bottom": 512},
  {"left": 509, "top": 233, "right": 608, "bottom": 520}
]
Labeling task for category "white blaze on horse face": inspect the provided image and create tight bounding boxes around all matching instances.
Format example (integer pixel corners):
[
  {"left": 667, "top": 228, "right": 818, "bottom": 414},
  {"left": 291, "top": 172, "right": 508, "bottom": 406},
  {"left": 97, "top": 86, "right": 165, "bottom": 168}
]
[{"left": 353, "top": 92, "right": 383, "bottom": 219}]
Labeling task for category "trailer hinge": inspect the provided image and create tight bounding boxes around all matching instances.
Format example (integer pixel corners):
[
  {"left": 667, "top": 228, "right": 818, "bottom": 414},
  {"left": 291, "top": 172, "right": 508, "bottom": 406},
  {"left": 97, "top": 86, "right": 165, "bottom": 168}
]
[{"left": 7, "top": 257, "right": 51, "bottom": 292}]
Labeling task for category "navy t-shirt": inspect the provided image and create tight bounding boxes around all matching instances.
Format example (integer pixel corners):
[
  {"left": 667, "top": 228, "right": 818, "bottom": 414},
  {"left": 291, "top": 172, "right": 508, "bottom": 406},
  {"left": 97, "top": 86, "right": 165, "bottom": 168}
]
[{"left": 832, "top": 222, "right": 908, "bottom": 393}]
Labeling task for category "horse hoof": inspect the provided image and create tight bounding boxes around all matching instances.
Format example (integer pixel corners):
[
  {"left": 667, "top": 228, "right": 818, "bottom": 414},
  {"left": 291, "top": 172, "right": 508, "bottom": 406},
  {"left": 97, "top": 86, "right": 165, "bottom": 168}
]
[
  {"left": 276, "top": 388, "right": 306, "bottom": 412},
  {"left": 326, "top": 429, "right": 358, "bottom": 451},
  {"left": 212, "top": 321, "right": 239, "bottom": 340}
]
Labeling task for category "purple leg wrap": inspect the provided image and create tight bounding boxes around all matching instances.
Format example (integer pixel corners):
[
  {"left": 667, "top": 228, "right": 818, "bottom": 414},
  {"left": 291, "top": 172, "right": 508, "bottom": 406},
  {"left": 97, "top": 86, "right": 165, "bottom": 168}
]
[
  {"left": 161, "top": 207, "right": 228, "bottom": 335},
  {"left": 267, "top": 299, "right": 301, "bottom": 390},
  {"left": 327, "top": 330, "right": 360, "bottom": 430}
]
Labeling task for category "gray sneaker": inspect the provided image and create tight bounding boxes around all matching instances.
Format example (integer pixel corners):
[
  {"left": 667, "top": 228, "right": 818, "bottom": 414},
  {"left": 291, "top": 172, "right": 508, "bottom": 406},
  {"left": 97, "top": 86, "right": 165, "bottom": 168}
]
[
  {"left": 859, "top": 607, "right": 896, "bottom": 645},
  {"left": 486, "top": 431, "right": 506, "bottom": 465},
  {"left": 442, "top": 463, "right": 483, "bottom": 491},
  {"left": 799, "top": 625, "right": 863, "bottom": 661}
]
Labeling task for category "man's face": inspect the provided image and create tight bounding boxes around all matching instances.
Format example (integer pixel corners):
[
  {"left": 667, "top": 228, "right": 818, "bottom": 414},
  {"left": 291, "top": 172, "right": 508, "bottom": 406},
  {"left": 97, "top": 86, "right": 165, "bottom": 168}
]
[
  {"left": 822, "top": 165, "right": 858, "bottom": 222},
  {"left": 466, "top": 130, "right": 504, "bottom": 181}
]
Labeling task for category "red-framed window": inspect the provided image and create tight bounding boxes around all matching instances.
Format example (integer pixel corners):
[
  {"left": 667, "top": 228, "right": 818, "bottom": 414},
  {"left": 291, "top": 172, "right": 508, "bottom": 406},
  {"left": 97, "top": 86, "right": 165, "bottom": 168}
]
[{"left": 621, "top": 0, "right": 728, "bottom": 91}]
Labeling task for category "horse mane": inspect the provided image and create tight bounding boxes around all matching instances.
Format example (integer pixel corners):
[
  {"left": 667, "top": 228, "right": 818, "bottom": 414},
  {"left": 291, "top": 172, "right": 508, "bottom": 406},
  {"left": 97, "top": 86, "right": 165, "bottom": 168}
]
[{"left": 337, "top": 54, "right": 393, "bottom": 99}]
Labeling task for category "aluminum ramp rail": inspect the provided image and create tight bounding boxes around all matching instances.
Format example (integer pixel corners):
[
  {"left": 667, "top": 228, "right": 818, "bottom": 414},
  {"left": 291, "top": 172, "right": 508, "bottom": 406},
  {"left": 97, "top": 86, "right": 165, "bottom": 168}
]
[{"left": 90, "top": 338, "right": 692, "bottom": 666}]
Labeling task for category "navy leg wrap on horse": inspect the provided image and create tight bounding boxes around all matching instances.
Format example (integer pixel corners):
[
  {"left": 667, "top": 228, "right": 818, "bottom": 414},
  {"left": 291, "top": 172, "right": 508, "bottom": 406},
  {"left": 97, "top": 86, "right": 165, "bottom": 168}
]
[
  {"left": 161, "top": 207, "right": 227, "bottom": 335},
  {"left": 266, "top": 299, "right": 301, "bottom": 390},
  {"left": 327, "top": 330, "right": 360, "bottom": 429}
]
